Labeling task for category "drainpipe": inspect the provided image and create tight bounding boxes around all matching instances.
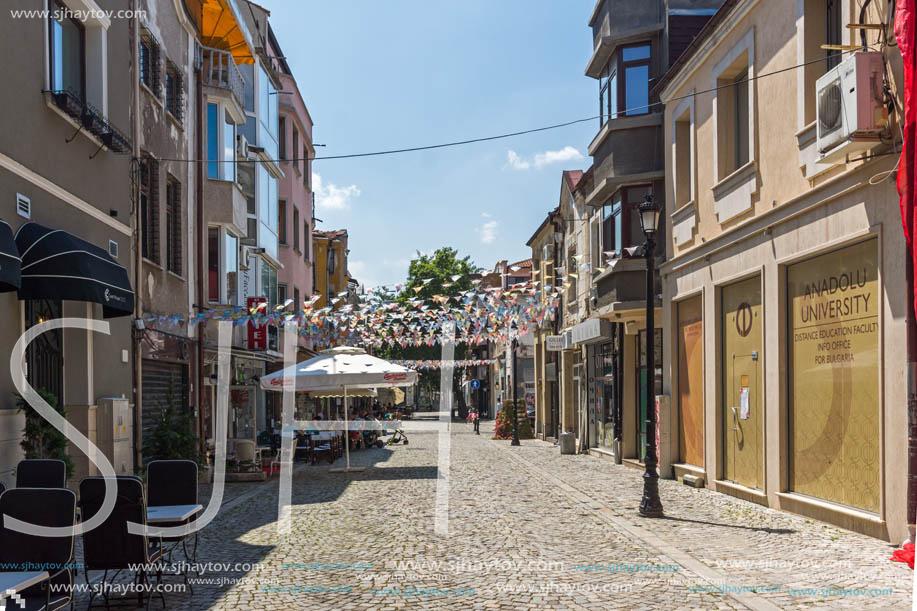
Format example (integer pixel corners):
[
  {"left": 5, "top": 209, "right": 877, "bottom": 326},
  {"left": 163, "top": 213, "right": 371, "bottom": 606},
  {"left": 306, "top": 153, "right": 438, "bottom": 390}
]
[
  {"left": 551, "top": 217, "right": 562, "bottom": 441},
  {"left": 130, "top": 0, "right": 143, "bottom": 472},
  {"left": 195, "top": 52, "right": 206, "bottom": 460}
]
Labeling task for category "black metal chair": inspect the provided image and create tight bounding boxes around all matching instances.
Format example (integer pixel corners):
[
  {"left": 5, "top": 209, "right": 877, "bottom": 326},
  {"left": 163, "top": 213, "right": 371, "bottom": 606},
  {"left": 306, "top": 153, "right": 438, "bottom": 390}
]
[
  {"left": 0, "top": 487, "right": 76, "bottom": 611},
  {"left": 16, "top": 459, "right": 67, "bottom": 488},
  {"left": 147, "top": 460, "right": 199, "bottom": 567},
  {"left": 79, "top": 476, "right": 165, "bottom": 610}
]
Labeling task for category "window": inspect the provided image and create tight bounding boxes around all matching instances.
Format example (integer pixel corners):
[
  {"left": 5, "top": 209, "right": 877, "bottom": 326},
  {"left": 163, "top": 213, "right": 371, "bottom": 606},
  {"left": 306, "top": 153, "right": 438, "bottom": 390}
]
[
  {"left": 625, "top": 186, "right": 652, "bottom": 247},
  {"left": 292, "top": 128, "right": 299, "bottom": 172},
  {"left": 713, "top": 33, "right": 753, "bottom": 181},
  {"left": 621, "top": 44, "right": 650, "bottom": 116},
  {"left": 599, "top": 43, "right": 650, "bottom": 125},
  {"left": 207, "top": 103, "right": 236, "bottom": 181},
  {"left": 140, "top": 156, "right": 160, "bottom": 264},
  {"left": 223, "top": 110, "right": 235, "bottom": 182},
  {"left": 801, "top": 0, "right": 844, "bottom": 125},
  {"left": 278, "top": 117, "right": 286, "bottom": 160},
  {"left": 278, "top": 199, "right": 287, "bottom": 244},
  {"left": 304, "top": 146, "right": 310, "bottom": 188},
  {"left": 207, "top": 104, "right": 219, "bottom": 178},
  {"left": 208, "top": 227, "right": 220, "bottom": 302},
  {"left": 261, "top": 263, "right": 278, "bottom": 308},
  {"left": 602, "top": 196, "right": 622, "bottom": 258},
  {"left": 48, "top": 0, "right": 85, "bottom": 100},
  {"left": 733, "top": 70, "right": 750, "bottom": 171},
  {"left": 225, "top": 232, "right": 238, "bottom": 305},
  {"left": 258, "top": 66, "right": 279, "bottom": 161},
  {"left": 293, "top": 207, "right": 300, "bottom": 251},
  {"left": 165, "top": 61, "right": 184, "bottom": 122},
  {"left": 257, "top": 165, "right": 279, "bottom": 259},
  {"left": 293, "top": 287, "right": 300, "bottom": 312},
  {"left": 278, "top": 283, "right": 288, "bottom": 308},
  {"left": 672, "top": 98, "right": 694, "bottom": 208},
  {"left": 165, "top": 176, "right": 182, "bottom": 275},
  {"left": 327, "top": 247, "right": 336, "bottom": 275},
  {"left": 139, "top": 30, "right": 160, "bottom": 94},
  {"left": 304, "top": 220, "right": 310, "bottom": 261}
]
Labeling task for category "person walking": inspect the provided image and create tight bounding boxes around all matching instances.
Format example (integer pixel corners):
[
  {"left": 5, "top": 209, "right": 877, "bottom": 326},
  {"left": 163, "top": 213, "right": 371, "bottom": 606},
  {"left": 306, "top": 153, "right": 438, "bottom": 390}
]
[{"left": 473, "top": 407, "right": 480, "bottom": 435}]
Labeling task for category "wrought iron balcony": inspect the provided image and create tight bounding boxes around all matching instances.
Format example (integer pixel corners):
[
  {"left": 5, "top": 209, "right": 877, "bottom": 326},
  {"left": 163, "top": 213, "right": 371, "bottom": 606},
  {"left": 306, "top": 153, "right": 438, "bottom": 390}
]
[
  {"left": 47, "top": 89, "right": 132, "bottom": 154},
  {"left": 200, "top": 46, "right": 245, "bottom": 108}
]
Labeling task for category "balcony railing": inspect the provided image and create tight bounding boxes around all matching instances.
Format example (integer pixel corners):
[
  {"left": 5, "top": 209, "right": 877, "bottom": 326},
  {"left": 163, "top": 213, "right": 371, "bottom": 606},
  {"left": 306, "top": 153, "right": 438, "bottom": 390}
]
[
  {"left": 46, "top": 89, "right": 132, "bottom": 154},
  {"left": 200, "top": 46, "right": 244, "bottom": 108}
]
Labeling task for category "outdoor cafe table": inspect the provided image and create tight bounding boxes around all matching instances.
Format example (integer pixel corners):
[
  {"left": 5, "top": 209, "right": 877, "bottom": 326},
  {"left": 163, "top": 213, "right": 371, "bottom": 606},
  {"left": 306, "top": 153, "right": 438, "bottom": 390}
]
[
  {"left": 147, "top": 504, "right": 203, "bottom": 524},
  {"left": 0, "top": 571, "right": 49, "bottom": 599}
]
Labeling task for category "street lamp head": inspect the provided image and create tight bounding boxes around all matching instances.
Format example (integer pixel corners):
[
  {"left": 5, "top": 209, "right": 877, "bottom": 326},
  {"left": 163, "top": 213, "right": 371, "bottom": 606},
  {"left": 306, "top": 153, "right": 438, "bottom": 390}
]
[{"left": 638, "top": 194, "right": 660, "bottom": 239}]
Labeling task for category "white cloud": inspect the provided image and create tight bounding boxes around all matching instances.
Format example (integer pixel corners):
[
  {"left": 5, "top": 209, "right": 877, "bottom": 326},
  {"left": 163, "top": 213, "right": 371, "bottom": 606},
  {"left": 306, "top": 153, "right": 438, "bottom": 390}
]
[
  {"left": 481, "top": 212, "right": 492, "bottom": 218},
  {"left": 505, "top": 146, "right": 584, "bottom": 170},
  {"left": 534, "top": 146, "right": 584, "bottom": 168},
  {"left": 312, "top": 172, "right": 360, "bottom": 211},
  {"left": 478, "top": 220, "right": 499, "bottom": 244},
  {"left": 506, "top": 150, "right": 530, "bottom": 170}
]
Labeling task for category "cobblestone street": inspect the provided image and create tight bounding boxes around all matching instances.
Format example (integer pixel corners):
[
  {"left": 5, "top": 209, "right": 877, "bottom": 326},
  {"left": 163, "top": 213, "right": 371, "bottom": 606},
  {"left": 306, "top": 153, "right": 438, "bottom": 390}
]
[{"left": 67, "top": 417, "right": 913, "bottom": 610}]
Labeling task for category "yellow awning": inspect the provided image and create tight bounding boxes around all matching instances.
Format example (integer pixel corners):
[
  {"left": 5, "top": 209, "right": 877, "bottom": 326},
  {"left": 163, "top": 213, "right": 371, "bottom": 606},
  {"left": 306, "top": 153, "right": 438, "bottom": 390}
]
[{"left": 200, "top": 0, "right": 255, "bottom": 65}]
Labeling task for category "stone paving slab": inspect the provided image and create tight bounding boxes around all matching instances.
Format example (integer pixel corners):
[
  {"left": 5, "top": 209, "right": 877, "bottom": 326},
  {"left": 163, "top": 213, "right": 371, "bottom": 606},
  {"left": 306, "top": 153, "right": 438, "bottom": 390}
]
[{"left": 64, "top": 419, "right": 912, "bottom": 610}]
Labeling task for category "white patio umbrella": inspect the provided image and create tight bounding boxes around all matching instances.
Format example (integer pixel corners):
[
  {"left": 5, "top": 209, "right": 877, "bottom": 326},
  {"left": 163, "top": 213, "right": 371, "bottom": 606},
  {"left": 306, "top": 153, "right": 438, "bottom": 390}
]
[{"left": 261, "top": 346, "right": 417, "bottom": 472}]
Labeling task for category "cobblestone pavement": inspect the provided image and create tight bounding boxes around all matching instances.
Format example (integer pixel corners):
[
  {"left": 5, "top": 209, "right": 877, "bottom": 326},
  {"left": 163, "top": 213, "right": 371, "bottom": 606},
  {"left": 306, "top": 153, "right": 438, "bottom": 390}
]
[{"left": 70, "top": 418, "right": 912, "bottom": 610}]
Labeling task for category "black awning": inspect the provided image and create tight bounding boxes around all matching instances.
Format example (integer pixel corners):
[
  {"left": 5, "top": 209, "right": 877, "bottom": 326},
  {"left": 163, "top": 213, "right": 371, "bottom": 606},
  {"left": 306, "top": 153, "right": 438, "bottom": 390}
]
[
  {"left": 15, "top": 222, "right": 134, "bottom": 318},
  {"left": 0, "top": 220, "right": 21, "bottom": 292}
]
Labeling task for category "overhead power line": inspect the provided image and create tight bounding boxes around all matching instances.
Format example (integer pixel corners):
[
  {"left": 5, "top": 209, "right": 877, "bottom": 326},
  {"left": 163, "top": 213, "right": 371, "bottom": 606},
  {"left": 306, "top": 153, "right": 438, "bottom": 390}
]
[{"left": 156, "top": 50, "right": 860, "bottom": 165}]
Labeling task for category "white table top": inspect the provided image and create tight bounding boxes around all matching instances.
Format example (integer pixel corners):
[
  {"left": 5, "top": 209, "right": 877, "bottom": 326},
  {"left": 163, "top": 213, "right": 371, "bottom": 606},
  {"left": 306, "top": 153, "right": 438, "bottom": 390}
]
[
  {"left": 0, "top": 571, "right": 49, "bottom": 597},
  {"left": 147, "top": 504, "right": 203, "bottom": 524}
]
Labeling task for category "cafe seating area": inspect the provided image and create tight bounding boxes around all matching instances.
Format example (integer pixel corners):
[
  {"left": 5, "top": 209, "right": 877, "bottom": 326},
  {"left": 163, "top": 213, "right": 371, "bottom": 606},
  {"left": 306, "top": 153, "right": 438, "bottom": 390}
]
[{"left": 0, "top": 458, "right": 204, "bottom": 610}]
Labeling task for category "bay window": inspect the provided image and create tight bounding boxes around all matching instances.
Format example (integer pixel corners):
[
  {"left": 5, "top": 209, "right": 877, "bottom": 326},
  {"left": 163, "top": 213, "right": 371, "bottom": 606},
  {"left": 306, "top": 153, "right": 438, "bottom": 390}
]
[{"left": 599, "top": 42, "right": 651, "bottom": 126}]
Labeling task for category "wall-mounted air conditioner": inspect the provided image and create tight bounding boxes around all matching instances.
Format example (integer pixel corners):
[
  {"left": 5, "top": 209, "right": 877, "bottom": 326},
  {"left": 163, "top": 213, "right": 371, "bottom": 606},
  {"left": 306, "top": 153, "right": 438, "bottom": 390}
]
[
  {"left": 542, "top": 244, "right": 552, "bottom": 261},
  {"left": 236, "top": 134, "right": 249, "bottom": 159},
  {"left": 816, "top": 51, "right": 886, "bottom": 161}
]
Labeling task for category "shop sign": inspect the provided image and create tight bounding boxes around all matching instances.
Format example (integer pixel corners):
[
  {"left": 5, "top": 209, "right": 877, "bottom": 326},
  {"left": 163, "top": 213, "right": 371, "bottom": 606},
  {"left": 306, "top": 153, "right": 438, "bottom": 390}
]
[
  {"left": 787, "top": 238, "right": 879, "bottom": 512},
  {"left": 546, "top": 335, "right": 563, "bottom": 351},
  {"left": 247, "top": 296, "right": 268, "bottom": 350},
  {"left": 571, "top": 318, "right": 611, "bottom": 345}
]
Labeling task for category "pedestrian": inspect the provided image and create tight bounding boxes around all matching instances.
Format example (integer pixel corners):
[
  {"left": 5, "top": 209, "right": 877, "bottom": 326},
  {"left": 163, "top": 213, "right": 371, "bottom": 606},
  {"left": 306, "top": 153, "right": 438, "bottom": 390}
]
[{"left": 473, "top": 407, "right": 480, "bottom": 435}]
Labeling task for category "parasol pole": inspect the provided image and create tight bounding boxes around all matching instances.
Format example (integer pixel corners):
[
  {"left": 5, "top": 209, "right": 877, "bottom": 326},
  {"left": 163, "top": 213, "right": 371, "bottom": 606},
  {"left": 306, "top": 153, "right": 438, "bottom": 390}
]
[{"left": 344, "top": 385, "right": 350, "bottom": 470}]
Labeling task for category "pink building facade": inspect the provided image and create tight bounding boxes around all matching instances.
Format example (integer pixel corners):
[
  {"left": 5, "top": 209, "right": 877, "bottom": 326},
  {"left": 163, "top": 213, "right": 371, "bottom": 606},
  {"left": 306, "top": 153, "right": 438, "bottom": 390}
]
[{"left": 276, "top": 67, "right": 315, "bottom": 354}]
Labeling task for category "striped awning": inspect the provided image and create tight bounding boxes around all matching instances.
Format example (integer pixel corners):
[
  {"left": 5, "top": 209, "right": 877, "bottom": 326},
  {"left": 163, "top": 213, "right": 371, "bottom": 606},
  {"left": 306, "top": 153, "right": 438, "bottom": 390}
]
[{"left": 15, "top": 222, "right": 134, "bottom": 318}]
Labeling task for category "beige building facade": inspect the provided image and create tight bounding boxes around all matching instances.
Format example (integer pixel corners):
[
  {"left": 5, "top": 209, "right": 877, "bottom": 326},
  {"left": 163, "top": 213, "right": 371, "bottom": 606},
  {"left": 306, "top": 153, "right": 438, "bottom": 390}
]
[{"left": 658, "top": 0, "right": 906, "bottom": 541}]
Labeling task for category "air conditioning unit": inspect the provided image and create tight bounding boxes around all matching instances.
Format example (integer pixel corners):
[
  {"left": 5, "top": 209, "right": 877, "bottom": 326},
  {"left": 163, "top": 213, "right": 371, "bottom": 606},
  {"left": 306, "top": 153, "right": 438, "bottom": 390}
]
[
  {"left": 816, "top": 52, "right": 886, "bottom": 161},
  {"left": 236, "top": 133, "right": 249, "bottom": 158},
  {"left": 542, "top": 244, "right": 552, "bottom": 261}
]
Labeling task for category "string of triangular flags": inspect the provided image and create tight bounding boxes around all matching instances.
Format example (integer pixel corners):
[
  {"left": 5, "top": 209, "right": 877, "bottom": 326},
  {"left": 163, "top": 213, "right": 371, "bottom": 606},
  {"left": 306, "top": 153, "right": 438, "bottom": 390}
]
[
  {"left": 392, "top": 359, "right": 495, "bottom": 370},
  {"left": 142, "top": 279, "right": 563, "bottom": 349}
]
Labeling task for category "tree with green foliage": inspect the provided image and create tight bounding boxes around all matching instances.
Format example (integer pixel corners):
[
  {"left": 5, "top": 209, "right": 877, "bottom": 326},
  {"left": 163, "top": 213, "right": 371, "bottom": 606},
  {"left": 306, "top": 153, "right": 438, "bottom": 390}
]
[
  {"left": 17, "top": 389, "right": 74, "bottom": 477},
  {"left": 375, "top": 247, "right": 481, "bottom": 416},
  {"left": 144, "top": 383, "right": 200, "bottom": 464}
]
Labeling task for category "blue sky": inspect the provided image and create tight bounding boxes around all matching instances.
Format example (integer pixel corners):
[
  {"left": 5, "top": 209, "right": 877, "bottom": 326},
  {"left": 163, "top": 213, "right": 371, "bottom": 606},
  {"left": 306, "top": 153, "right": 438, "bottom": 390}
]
[{"left": 262, "top": 0, "right": 597, "bottom": 289}]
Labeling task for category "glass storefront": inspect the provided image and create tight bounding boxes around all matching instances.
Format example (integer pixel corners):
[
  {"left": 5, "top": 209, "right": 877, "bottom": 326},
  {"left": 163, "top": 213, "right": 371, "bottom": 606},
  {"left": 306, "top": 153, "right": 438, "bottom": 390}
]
[
  {"left": 636, "top": 328, "right": 662, "bottom": 461},
  {"left": 590, "top": 341, "right": 617, "bottom": 449},
  {"left": 787, "top": 239, "right": 879, "bottom": 512}
]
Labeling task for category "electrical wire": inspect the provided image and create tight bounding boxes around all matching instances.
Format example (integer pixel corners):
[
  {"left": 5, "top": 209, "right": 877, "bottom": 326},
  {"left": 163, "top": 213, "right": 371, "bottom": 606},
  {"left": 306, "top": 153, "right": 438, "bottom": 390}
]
[{"left": 153, "top": 50, "right": 861, "bottom": 165}]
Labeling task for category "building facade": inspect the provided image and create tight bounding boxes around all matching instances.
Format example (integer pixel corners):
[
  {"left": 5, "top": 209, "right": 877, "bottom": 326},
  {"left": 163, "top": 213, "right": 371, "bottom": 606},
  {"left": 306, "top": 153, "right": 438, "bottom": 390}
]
[
  {"left": 312, "top": 229, "right": 351, "bottom": 313},
  {"left": 0, "top": 0, "right": 136, "bottom": 486},
  {"left": 275, "top": 37, "right": 315, "bottom": 358},
  {"left": 572, "top": 0, "right": 720, "bottom": 464},
  {"left": 136, "top": 0, "right": 198, "bottom": 466},
  {"left": 658, "top": 0, "right": 906, "bottom": 541}
]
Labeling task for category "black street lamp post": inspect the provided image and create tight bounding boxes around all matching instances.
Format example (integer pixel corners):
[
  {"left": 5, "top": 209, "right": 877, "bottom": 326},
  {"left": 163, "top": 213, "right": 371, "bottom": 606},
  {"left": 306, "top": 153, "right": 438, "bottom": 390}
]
[
  {"left": 638, "top": 194, "right": 663, "bottom": 518},
  {"left": 511, "top": 336, "right": 520, "bottom": 446}
]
